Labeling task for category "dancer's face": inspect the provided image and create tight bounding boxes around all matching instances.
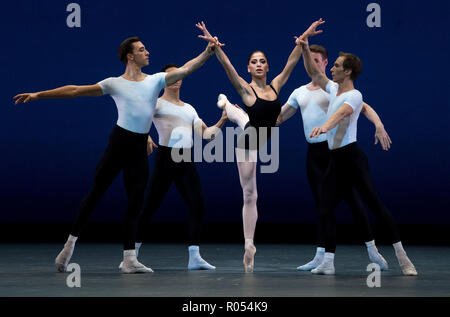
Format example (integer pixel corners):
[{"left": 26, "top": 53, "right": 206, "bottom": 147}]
[
  {"left": 130, "top": 41, "right": 150, "bottom": 67},
  {"left": 165, "top": 67, "right": 182, "bottom": 90},
  {"left": 330, "top": 56, "right": 348, "bottom": 83},
  {"left": 311, "top": 52, "right": 328, "bottom": 75},
  {"left": 247, "top": 52, "right": 269, "bottom": 79}
]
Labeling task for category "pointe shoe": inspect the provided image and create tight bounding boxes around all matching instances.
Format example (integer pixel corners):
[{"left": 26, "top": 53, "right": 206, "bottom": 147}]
[
  {"left": 243, "top": 243, "right": 256, "bottom": 273},
  {"left": 217, "top": 94, "right": 229, "bottom": 109}
]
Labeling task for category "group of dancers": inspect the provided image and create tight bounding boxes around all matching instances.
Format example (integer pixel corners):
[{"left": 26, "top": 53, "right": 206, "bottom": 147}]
[{"left": 14, "top": 19, "right": 417, "bottom": 276}]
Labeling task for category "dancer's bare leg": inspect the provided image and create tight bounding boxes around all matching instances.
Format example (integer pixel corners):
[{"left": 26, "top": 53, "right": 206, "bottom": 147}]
[{"left": 236, "top": 148, "right": 258, "bottom": 273}]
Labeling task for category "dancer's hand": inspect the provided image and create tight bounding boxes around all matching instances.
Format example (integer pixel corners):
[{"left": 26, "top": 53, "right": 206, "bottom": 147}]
[
  {"left": 276, "top": 114, "right": 283, "bottom": 126},
  {"left": 196, "top": 21, "right": 225, "bottom": 47},
  {"left": 310, "top": 126, "right": 327, "bottom": 138},
  {"left": 296, "top": 18, "right": 325, "bottom": 44},
  {"left": 147, "top": 136, "right": 158, "bottom": 155},
  {"left": 13, "top": 92, "right": 39, "bottom": 104},
  {"left": 375, "top": 126, "right": 392, "bottom": 151}
]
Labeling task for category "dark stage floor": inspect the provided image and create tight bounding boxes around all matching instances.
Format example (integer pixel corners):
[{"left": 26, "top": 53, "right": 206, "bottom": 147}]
[{"left": 0, "top": 243, "right": 449, "bottom": 297}]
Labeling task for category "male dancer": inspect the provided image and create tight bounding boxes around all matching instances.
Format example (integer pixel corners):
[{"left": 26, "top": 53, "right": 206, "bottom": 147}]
[
  {"left": 298, "top": 21, "right": 417, "bottom": 275},
  {"left": 121, "top": 63, "right": 228, "bottom": 271},
  {"left": 277, "top": 44, "right": 391, "bottom": 272},
  {"left": 14, "top": 34, "right": 216, "bottom": 273}
]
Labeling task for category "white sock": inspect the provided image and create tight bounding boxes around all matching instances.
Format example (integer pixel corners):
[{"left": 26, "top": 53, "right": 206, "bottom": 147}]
[
  {"left": 55, "top": 235, "right": 77, "bottom": 272},
  {"left": 188, "top": 245, "right": 216, "bottom": 270},
  {"left": 297, "top": 247, "right": 325, "bottom": 271},
  {"left": 68, "top": 235, "right": 78, "bottom": 243},
  {"left": 393, "top": 241, "right": 405, "bottom": 254},
  {"left": 135, "top": 242, "right": 142, "bottom": 258},
  {"left": 119, "top": 242, "right": 142, "bottom": 270},
  {"left": 121, "top": 249, "right": 153, "bottom": 274},
  {"left": 311, "top": 252, "right": 335, "bottom": 275},
  {"left": 365, "top": 240, "right": 388, "bottom": 270}
]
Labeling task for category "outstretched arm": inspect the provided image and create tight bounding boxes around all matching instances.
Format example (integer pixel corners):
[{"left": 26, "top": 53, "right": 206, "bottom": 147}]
[
  {"left": 14, "top": 84, "right": 102, "bottom": 104},
  {"left": 165, "top": 41, "right": 215, "bottom": 86},
  {"left": 271, "top": 19, "right": 325, "bottom": 92},
  {"left": 194, "top": 109, "right": 228, "bottom": 142},
  {"left": 196, "top": 21, "right": 253, "bottom": 105},
  {"left": 276, "top": 103, "right": 298, "bottom": 126},
  {"left": 361, "top": 102, "right": 392, "bottom": 150}
]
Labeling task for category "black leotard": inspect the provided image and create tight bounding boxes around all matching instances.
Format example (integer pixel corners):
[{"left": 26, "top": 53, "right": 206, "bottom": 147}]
[
  {"left": 237, "top": 84, "right": 282, "bottom": 150},
  {"left": 245, "top": 84, "right": 282, "bottom": 128}
]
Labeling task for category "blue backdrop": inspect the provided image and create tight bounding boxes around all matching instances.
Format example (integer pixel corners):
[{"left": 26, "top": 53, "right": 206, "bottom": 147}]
[{"left": 1, "top": 0, "right": 449, "bottom": 225}]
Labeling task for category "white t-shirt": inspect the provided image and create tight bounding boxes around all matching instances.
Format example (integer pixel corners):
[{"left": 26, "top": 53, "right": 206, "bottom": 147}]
[
  {"left": 287, "top": 85, "right": 329, "bottom": 143},
  {"left": 97, "top": 72, "right": 167, "bottom": 134},
  {"left": 153, "top": 98, "right": 202, "bottom": 148},
  {"left": 326, "top": 81, "right": 363, "bottom": 150}
]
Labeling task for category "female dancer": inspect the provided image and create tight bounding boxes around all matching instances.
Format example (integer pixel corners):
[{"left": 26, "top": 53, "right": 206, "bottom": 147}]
[{"left": 196, "top": 19, "right": 325, "bottom": 272}]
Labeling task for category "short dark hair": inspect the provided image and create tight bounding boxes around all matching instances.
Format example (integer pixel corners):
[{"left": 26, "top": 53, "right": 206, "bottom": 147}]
[
  {"left": 339, "top": 52, "right": 362, "bottom": 81},
  {"left": 310, "top": 44, "right": 328, "bottom": 61},
  {"left": 248, "top": 50, "right": 268, "bottom": 64},
  {"left": 161, "top": 63, "right": 180, "bottom": 72},
  {"left": 118, "top": 37, "right": 140, "bottom": 64}
]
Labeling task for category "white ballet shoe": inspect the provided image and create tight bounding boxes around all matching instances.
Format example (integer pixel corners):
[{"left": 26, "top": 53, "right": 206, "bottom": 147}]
[
  {"left": 121, "top": 250, "right": 153, "bottom": 274},
  {"left": 55, "top": 242, "right": 75, "bottom": 273},
  {"left": 121, "top": 259, "right": 153, "bottom": 274},
  {"left": 396, "top": 251, "right": 418, "bottom": 276},
  {"left": 311, "top": 262, "right": 335, "bottom": 275},
  {"left": 369, "top": 251, "right": 389, "bottom": 271},
  {"left": 217, "top": 94, "right": 229, "bottom": 109}
]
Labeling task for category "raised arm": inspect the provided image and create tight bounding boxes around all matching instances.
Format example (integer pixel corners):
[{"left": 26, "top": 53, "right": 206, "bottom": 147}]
[
  {"left": 165, "top": 42, "right": 215, "bottom": 86},
  {"left": 298, "top": 19, "right": 329, "bottom": 91},
  {"left": 276, "top": 103, "right": 298, "bottom": 126},
  {"left": 361, "top": 102, "right": 392, "bottom": 150},
  {"left": 14, "top": 84, "right": 102, "bottom": 104},
  {"left": 270, "top": 43, "right": 303, "bottom": 93},
  {"left": 271, "top": 19, "right": 325, "bottom": 92},
  {"left": 196, "top": 21, "right": 253, "bottom": 105}
]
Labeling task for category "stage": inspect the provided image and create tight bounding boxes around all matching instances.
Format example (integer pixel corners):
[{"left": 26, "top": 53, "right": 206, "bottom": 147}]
[{"left": 1, "top": 243, "right": 448, "bottom": 297}]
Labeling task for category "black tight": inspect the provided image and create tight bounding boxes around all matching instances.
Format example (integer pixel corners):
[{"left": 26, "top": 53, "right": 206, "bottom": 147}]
[
  {"left": 71, "top": 125, "right": 149, "bottom": 250},
  {"left": 318, "top": 142, "right": 401, "bottom": 253},
  {"left": 306, "top": 141, "right": 374, "bottom": 250},
  {"left": 136, "top": 146, "right": 205, "bottom": 246}
]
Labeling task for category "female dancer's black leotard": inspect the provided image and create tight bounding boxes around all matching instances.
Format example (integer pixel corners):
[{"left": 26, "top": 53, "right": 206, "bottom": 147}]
[{"left": 238, "top": 84, "right": 282, "bottom": 150}]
